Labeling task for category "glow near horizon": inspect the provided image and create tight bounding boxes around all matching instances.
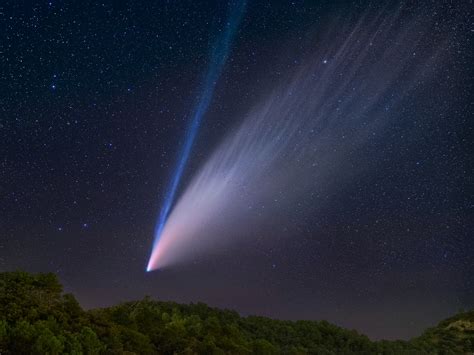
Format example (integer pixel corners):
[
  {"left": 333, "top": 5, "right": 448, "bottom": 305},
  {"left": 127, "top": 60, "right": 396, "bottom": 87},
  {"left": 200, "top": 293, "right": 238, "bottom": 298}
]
[{"left": 147, "top": 1, "right": 246, "bottom": 272}]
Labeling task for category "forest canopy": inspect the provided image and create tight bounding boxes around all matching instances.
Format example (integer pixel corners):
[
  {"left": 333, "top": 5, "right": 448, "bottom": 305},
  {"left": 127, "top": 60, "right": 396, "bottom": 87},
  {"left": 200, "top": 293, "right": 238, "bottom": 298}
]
[{"left": 0, "top": 271, "right": 472, "bottom": 354}]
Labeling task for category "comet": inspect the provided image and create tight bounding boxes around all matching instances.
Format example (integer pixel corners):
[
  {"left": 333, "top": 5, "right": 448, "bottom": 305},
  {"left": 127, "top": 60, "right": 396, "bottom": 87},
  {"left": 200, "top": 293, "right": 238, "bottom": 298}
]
[
  {"left": 147, "top": 1, "right": 246, "bottom": 271},
  {"left": 147, "top": 4, "right": 453, "bottom": 271}
]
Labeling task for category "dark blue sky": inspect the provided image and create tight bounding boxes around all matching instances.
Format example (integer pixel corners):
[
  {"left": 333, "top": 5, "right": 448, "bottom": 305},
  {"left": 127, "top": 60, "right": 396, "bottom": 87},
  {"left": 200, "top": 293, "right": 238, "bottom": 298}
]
[{"left": 1, "top": 0, "right": 471, "bottom": 340}]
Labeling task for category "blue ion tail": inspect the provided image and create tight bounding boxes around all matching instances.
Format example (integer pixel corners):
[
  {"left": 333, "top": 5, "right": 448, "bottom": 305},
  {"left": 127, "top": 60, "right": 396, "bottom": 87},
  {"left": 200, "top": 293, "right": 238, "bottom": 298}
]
[{"left": 146, "top": 1, "right": 246, "bottom": 272}]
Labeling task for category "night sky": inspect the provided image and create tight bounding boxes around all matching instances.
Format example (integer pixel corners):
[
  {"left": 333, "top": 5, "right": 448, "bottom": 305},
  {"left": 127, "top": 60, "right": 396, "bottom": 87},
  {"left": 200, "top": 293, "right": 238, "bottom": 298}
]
[{"left": 1, "top": 0, "right": 472, "bottom": 340}]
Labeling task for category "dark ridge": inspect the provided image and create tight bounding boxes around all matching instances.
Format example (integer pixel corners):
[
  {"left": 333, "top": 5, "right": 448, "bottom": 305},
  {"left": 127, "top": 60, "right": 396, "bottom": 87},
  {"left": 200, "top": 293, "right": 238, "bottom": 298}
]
[{"left": 0, "top": 271, "right": 472, "bottom": 354}]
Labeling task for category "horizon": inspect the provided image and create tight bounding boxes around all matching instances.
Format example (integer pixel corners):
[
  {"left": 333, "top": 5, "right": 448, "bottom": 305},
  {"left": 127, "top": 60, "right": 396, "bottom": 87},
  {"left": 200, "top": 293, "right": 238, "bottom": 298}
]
[{"left": 1, "top": 0, "right": 471, "bottom": 343}]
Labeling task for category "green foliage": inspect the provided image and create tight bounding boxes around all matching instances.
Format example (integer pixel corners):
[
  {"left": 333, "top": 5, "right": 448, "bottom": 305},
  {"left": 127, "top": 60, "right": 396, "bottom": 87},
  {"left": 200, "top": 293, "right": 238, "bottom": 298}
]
[
  {"left": 410, "top": 310, "right": 474, "bottom": 354},
  {"left": 32, "top": 325, "right": 64, "bottom": 355},
  {"left": 0, "top": 318, "right": 8, "bottom": 351},
  {"left": 0, "top": 271, "right": 471, "bottom": 354}
]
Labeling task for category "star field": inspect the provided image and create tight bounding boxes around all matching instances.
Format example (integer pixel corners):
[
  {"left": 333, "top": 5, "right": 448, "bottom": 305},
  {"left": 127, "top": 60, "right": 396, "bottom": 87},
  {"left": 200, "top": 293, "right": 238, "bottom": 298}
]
[{"left": 0, "top": 0, "right": 472, "bottom": 340}]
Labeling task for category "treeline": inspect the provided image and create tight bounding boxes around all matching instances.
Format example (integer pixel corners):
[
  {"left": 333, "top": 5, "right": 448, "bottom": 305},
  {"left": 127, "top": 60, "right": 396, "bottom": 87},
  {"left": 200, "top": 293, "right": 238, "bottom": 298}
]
[{"left": 0, "top": 271, "right": 472, "bottom": 354}]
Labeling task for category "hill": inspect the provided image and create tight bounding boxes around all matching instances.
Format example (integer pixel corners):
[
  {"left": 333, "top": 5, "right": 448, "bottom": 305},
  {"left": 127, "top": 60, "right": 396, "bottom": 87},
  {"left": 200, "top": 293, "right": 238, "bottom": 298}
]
[{"left": 0, "top": 271, "right": 472, "bottom": 354}]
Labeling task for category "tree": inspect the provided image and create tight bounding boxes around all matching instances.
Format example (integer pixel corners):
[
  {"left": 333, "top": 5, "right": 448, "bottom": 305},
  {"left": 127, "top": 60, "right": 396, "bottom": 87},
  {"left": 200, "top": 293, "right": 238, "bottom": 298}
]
[
  {"left": 0, "top": 319, "right": 9, "bottom": 352},
  {"left": 252, "top": 339, "right": 279, "bottom": 354},
  {"left": 79, "top": 327, "right": 104, "bottom": 354},
  {"left": 32, "top": 327, "right": 64, "bottom": 355},
  {"left": 0, "top": 271, "right": 472, "bottom": 354}
]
